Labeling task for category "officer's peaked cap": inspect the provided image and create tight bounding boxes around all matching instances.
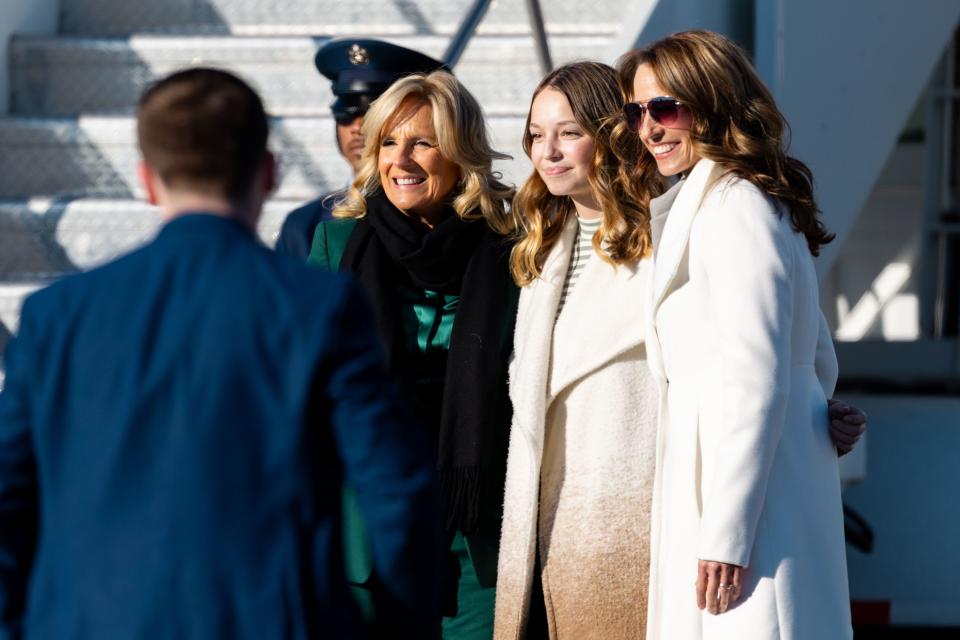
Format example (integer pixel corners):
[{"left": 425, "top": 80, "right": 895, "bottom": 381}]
[{"left": 315, "top": 39, "right": 449, "bottom": 118}]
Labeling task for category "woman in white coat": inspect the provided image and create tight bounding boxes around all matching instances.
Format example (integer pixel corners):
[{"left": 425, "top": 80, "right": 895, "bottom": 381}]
[
  {"left": 493, "top": 61, "right": 663, "bottom": 640},
  {"left": 618, "top": 31, "right": 852, "bottom": 639}
]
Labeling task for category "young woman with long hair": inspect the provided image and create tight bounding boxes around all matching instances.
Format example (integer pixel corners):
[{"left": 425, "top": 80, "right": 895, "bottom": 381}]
[{"left": 494, "top": 60, "right": 660, "bottom": 640}]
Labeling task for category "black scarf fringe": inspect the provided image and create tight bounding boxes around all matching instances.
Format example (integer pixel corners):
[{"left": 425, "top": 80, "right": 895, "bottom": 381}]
[{"left": 439, "top": 466, "right": 483, "bottom": 535}]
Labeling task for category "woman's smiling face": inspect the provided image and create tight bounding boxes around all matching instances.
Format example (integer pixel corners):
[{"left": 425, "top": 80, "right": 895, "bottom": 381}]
[
  {"left": 378, "top": 99, "right": 460, "bottom": 224},
  {"left": 632, "top": 63, "right": 700, "bottom": 176},
  {"left": 527, "top": 87, "right": 596, "bottom": 203}
]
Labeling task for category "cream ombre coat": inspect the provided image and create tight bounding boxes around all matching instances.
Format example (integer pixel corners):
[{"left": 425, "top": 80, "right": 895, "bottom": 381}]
[
  {"left": 494, "top": 216, "right": 658, "bottom": 640},
  {"left": 645, "top": 158, "right": 852, "bottom": 640}
]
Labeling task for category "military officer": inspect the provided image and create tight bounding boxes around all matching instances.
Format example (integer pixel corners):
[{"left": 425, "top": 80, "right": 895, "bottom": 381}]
[{"left": 275, "top": 39, "right": 447, "bottom": 258}]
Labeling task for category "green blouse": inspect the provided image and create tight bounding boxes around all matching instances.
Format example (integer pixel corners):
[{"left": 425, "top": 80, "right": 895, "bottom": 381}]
[
  {"left": 396, "top": 286, "right": 458, "bottom": 427},
  {"left": 400, "top": 287, "right": 458, "bottom": 353}
]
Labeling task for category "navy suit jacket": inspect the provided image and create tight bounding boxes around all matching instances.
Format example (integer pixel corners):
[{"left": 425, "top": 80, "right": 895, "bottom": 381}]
[{"left": 0, "top": 214, "right": 440, "bottom": 640}]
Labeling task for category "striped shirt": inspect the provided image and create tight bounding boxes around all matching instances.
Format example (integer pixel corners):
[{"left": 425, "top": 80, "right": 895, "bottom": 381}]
[{"left": 556, "top": 216, "right": 602, "bottom": 317}]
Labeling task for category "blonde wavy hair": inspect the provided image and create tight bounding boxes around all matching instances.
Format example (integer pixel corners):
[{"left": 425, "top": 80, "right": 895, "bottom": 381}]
[
  {"left": 509, "top": 61, "right": 658, "bottom": 286},
  {"left": 332, "top": 70, "right": 515, "bottom": 235}
]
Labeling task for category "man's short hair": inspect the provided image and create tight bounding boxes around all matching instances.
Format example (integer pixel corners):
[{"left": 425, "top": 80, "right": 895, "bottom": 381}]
[{"left": 137, "top": 68, "right": 269, "bottom": 201}]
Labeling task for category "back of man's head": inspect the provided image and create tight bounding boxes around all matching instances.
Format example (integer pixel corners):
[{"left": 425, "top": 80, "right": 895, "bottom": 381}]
[{"left": 137, "top": 68, "right": 269, "bottom": 203}]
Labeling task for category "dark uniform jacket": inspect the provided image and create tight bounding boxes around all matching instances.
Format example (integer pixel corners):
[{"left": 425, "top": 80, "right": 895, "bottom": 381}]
[
  {"left": 0, "top": 213, "right": 441, "bottom": 640},
  {"left": 275, "top": 191, "right": 341, "bottom": 259}
]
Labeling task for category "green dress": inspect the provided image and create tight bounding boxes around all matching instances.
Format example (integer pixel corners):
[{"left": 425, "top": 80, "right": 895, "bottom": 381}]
[
  {"left": 308, "top": 218, "right": 497, "bottom": 640},
  {"left": 398, "top": 285, "right": 497, "bottom": 640}
]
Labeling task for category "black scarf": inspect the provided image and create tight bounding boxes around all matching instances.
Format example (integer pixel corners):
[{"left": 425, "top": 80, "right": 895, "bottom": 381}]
[{"left": 340, "top": 191, "right": 515, "bottom": 534}]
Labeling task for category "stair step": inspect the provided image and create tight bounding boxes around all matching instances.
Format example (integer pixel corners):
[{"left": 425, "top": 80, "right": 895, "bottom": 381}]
[
  {"left": 0, "top": 115, "right": 531, "bottom": 200},
  {"left": 0, "top": 197, "right": 309, "bottom": 279},
  {"left": 10, "top": 34, "right": 610, "bottom": 117},
  {"left": 59, "top": 0, "right": 620, "bottom": 37},
  {"left": 0, "top": 282, "right": 45, "bottom": 341}
]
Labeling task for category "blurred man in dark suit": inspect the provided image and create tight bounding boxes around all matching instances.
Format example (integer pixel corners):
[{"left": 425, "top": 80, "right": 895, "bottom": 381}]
[
  {"left": 0, "top": 68, "right": 440, "bottom": 640},
  {"left": 275, "top": 39, "right": 447, "bottom": 259}
]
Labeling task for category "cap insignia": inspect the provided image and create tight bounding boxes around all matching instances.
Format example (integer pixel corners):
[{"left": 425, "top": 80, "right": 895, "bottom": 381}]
[{"left": 348, "top": 44, "right": 370, "bottom": 66}]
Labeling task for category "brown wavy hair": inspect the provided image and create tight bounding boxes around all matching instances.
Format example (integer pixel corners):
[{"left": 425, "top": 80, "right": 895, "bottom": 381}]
[
  {"left": 332, "top": 71, "right": 515, "bottom": 235},
  {"left": 617, "top": 30, "right": 834, "bottom": 255},
  {"left": 509, "top": 61, "right": 661, "bottom": 286}
]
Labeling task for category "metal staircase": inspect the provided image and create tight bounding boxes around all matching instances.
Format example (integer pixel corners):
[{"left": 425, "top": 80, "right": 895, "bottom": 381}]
[{"left": 0, "top": 0, "right": 623, "bottom": 364}]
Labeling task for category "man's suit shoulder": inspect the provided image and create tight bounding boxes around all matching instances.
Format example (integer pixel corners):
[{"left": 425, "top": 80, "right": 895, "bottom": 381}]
[
  {"left": 23, "top": 228, "right": 358, "bottom": 337},
  {"left": 22, "top": 243, "right": 151, "bottom": 319},
  {"left": 264, "top": 244, "right": 368, "bottom": 329}
]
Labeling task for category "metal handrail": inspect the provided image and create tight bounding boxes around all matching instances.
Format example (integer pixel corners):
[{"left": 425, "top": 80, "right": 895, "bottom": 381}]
[
  {"left": 526, "top": 0, "right": 553, "bottom": 75},
  {"left": 442, "top": 0, "right": 494, "bottom": 68},
  {"left": 443, "top": 0, "right": 553, "bottom": 75}
]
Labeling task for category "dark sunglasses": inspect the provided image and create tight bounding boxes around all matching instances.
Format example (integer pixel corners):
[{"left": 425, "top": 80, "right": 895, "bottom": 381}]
[{"left": 622, "top": 97, "right": 688, "bottom": 132}]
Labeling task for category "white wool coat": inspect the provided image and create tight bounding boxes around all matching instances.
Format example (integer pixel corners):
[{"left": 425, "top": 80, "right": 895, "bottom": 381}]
[
  {"left": 645, "top": 158, "right": 852, "bottom": 640},
  {"left": 494, "top": 216, "right": 659, "bottom": 640}
]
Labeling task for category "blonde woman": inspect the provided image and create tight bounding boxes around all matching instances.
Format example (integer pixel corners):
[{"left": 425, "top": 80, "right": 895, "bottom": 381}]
[
  {"left": 494, "top": 61, "right": 660, "bottom": 640},
  {"left": 307, "top": 71, "right": 517, "bottom": 639}
]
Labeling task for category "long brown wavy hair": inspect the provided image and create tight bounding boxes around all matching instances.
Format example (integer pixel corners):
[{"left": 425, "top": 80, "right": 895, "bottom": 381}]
[
  {"left": 509, "top": 61, "right": 661, "bottom": 285},
  {"left": 617, "top": 30, "right": 834, "bottom": 255}
]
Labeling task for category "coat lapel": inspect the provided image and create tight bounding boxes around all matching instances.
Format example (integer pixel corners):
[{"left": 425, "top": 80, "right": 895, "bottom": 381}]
[
  {"left": 547, "top": 246, "right": 652, "bottom": 401},
  {"left": 647, "top": 158, "right": 726, "bottom": 383},
  {"left": 651, "top": 158, "right": 725, "bottom": 309},
  {"left": 508, "top": 216, "right": 577, "bottom": 444}
]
